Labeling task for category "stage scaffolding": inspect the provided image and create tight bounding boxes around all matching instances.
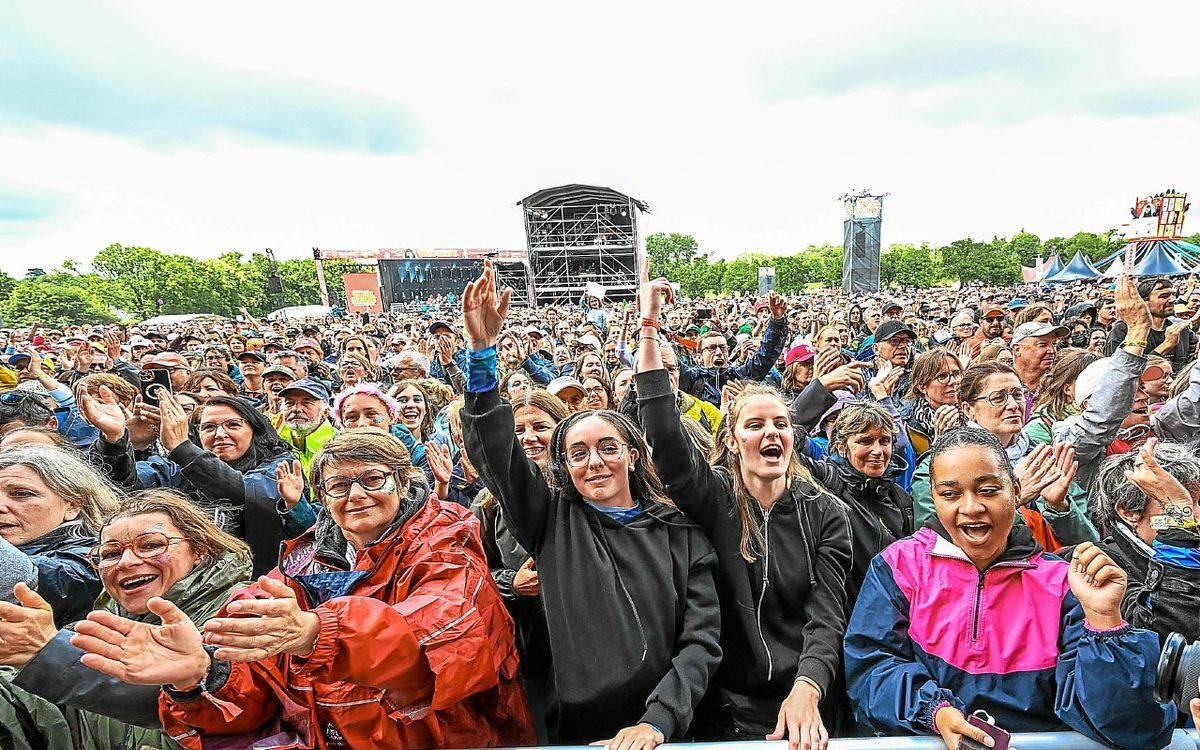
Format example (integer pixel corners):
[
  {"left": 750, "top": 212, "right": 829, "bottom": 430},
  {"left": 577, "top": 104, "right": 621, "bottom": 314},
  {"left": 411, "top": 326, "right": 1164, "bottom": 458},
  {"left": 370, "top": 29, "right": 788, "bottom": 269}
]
[{"left": 517, "top": 184, "right": 649, "bottom": 306}]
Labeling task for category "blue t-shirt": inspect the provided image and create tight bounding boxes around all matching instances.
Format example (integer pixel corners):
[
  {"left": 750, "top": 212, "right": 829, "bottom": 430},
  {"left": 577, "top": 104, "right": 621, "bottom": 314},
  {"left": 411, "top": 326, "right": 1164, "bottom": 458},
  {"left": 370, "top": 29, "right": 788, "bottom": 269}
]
[{"left": 585, "top": 500, "right": 643, "bottom": 524}]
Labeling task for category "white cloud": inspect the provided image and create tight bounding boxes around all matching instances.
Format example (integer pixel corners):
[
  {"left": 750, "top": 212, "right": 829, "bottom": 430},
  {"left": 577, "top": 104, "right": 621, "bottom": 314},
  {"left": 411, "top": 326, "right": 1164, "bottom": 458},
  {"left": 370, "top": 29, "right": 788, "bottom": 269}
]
[{"left": 2, "top": 0, "right": 1199, "bottom": 278}]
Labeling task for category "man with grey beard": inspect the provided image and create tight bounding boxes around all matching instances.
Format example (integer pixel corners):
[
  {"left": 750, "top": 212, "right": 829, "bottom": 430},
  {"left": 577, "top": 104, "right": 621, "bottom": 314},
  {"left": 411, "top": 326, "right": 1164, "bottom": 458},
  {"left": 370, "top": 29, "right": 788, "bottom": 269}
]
[{"left": 273, "top": 377, "right": 335, "bottom": 478}]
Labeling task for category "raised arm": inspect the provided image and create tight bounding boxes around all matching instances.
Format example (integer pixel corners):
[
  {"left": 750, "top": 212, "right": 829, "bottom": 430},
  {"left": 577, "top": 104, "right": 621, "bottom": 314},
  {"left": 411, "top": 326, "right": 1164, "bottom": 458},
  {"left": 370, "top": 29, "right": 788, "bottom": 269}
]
[
  {"left": 732, "top": 293, "right": 789, "bottom": 383},
  {"left": 460, "top": 262, "right": 556, "bottom": 553},
  {"left": 635, "top": 278, "right": 729, "bottom": 532}
]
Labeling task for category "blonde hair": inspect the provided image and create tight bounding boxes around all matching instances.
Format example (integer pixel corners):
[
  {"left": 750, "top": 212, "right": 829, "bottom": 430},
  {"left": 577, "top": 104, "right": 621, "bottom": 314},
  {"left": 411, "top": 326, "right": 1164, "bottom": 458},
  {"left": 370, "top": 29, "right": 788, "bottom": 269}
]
[
  {"left": 711, "top": 383, "right": 824, "bottom": 562},
  {"left": 0, "top": 446, "right": 120, "bottom": 531}
]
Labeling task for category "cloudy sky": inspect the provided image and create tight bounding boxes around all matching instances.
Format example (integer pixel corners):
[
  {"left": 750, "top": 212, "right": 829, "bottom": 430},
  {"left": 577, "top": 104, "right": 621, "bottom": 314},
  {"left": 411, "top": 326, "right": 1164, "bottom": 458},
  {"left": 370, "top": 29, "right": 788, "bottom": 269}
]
[{"left": 3, "top": 0, "right": 1199, "bottom": 276}]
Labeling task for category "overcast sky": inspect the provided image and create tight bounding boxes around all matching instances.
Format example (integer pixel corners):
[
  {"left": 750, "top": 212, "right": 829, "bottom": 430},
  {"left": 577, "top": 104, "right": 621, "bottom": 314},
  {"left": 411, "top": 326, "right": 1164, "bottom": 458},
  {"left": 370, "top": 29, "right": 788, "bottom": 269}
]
[{"left": 3, "top": 0, "right": 1199, "bottom": 276}]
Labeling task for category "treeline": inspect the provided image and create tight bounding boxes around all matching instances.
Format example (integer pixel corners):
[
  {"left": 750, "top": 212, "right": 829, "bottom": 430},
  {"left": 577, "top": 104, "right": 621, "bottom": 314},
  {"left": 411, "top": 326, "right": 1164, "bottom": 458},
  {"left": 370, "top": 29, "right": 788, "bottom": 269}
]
[
  {"left": 646, "top": 229, "right": 1200, "bottom": 296},
  {"left": 0, "top": 245, "right": 365, "bottom": 327},
  {"left": 8, "top": 226, "right": 1199, "bottom": 326}
]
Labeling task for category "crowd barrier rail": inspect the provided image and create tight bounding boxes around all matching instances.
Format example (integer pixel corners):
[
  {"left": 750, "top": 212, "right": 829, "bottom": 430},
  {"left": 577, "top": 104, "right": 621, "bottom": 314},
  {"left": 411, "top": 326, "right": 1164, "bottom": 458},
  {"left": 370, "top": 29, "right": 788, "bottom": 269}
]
[{"left": 518, "top": 731, "right": 1200, "bottom": 750}]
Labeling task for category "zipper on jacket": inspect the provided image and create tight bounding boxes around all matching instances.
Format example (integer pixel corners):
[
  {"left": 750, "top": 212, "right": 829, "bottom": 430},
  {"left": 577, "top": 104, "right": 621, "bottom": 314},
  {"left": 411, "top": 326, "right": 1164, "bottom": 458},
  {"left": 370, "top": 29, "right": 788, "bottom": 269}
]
[
  {"left": 971, "top": 570, "right": 984, "bottom": 641},
  {"left": 756, "top": 505, "right": 774, "bottom": 681}
]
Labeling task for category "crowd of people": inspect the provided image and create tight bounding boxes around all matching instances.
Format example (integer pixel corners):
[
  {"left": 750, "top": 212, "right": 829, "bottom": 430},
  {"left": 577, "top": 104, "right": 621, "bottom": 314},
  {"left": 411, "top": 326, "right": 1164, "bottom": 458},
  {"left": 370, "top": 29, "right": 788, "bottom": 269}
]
[{"left": 0, "top": 265, "right": 1196, "bottom": 749}]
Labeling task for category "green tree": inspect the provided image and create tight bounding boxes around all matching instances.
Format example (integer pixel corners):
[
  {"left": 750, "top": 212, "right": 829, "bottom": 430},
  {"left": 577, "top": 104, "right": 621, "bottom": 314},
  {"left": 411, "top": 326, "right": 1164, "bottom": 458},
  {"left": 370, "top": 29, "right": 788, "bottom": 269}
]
[
  {"left": 645, "top": 233, "right": 699, "bottom": 279},
  {"left": 91, "top": 244, "right": 171, "bottom": 316},
  {"left": 1064, "top": 231, "right": 1116, "bottom": 263},
  {"left": 1009, "top": 231, "right": 1042, "bottom": 266},
  {"left": 937, "top": 238, "right": 1018, "bottom": 285},
  {"left": 3, "top": 281, "right": 116, "bottom": 327},
  {"left": 881, "top": 243, "right": 940, "bottom": 288}
]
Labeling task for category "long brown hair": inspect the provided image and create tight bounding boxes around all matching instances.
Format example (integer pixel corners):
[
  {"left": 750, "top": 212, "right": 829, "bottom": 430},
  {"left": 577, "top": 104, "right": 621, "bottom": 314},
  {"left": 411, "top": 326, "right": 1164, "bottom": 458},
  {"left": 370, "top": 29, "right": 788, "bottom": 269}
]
[
  {"left": 711, "top": 383, "right": 825, "bottom": 562},
  {"left": 906, "top": 349, "right": 962, "bottom": 401},
  {"left": 1034, "top": 348, "right": 1097, "bottom": 420}
]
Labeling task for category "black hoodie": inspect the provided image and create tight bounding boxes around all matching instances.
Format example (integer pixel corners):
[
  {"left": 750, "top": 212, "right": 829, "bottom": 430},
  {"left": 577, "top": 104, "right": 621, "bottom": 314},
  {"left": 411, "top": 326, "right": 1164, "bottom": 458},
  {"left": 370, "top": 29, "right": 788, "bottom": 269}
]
[
  {"left": 463, "top": 387, "right": 722, "bottom": 744},
  {"left": 636, "top": 369, "right": 852, "bottom": 737}
]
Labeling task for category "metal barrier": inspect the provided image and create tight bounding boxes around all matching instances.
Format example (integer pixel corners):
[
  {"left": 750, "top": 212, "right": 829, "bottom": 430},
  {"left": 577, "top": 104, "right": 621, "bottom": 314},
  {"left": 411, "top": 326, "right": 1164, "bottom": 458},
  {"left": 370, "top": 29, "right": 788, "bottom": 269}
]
[{"left": 530, "top": 731, "right": 1200, "bottom": 750}]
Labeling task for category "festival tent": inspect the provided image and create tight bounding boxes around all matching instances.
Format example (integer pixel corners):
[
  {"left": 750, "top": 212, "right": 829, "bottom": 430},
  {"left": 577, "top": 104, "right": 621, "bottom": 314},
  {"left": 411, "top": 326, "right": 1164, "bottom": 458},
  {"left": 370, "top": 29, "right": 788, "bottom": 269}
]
[
  {"left": 1096, "top": 238, "right": 1200, "bottom": 276},
  {"left": 1131, "top": 244, "right": 1194, "bottom": 276},
  {"left": 1102, "top": 258, "right": 1126, "bottom": 278},
  {"left": 1039, "top": 254, "right": 1065, "bottom": 281},
  {"left": 1045, "top": 251, "right": 1102, "bottom": 283}
]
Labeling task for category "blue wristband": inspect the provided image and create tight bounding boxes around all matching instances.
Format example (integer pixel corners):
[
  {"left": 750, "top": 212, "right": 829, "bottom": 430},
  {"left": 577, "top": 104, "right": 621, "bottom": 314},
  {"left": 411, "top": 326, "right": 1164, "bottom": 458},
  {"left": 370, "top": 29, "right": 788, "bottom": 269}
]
[{"left": 467, "top": 346, "right": 499, "bottom": 393}]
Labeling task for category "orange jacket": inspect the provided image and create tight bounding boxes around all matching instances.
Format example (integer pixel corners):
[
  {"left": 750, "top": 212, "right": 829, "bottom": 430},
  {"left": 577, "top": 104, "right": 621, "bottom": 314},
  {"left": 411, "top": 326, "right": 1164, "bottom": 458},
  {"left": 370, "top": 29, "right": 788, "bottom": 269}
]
[{"left": 160, "top": 496, "right": 535, "bottom": 749}]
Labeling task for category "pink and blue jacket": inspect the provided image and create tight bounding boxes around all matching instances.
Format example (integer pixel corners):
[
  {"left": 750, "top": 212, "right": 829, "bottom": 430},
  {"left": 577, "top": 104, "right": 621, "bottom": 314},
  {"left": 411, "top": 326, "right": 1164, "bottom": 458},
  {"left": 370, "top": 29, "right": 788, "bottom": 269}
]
[{"left": 845, "top": 524, "right": 1175, "bottom": 749}]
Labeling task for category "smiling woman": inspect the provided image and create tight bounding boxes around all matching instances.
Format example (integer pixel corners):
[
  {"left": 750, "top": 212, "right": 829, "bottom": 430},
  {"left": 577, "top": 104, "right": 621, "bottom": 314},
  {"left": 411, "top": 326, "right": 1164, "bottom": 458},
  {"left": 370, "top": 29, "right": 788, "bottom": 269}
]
[
  {"left": 844, "top": 428, "right": 1175, "bottom": 750},
  {"left": 0, "top": 490, "right": 251, "bottom": 750},
  {"left": 71, "top": 429, "right": 535, "bottom": 749}
]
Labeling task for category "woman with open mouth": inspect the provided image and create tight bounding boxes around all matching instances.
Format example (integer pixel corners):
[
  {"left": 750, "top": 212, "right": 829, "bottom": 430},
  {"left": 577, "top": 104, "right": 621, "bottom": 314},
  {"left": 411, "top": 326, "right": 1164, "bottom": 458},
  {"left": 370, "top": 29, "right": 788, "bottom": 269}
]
[
  {"left": 909, "top": 361, "right": 1094, "bottom": 552},
  {"left": 461, "top": 263, "right": 721, "bottom": 749},
  {"left": 72, "top": 428, "right": 535, "bottom": 749},
  {"left": 845, "top": 427, "right": 1174, "bottom": 750},
  {"left": 636, "top": 277, "right": 852, "bottom": 748},
  {"left": 0, "top": 490, "right": 252, "bottom": 750},
  {"left": 390, "top": 380, "right": 435, "bottom": 486}
]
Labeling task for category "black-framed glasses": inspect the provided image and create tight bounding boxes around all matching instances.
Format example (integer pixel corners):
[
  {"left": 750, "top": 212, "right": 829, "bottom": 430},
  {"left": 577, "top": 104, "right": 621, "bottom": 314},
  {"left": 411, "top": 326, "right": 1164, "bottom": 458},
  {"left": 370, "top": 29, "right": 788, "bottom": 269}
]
[
  {"left": 321, "top": 469, "right": 396, "bottom": 498},
  {"left": 702, "top": 344, "right": 728, "bottom": 354},
  {"left": 932, "top": 370, "right": 962, "bottom": 385},
  {"left": 972, "top": 388, "right": 1027, "bottom": 408},
  {"left": 198, "top": 418, "right": 247, "bottom": 436},
  {"left": 88, "top": 533, "right": 192, "bottom": 569}
]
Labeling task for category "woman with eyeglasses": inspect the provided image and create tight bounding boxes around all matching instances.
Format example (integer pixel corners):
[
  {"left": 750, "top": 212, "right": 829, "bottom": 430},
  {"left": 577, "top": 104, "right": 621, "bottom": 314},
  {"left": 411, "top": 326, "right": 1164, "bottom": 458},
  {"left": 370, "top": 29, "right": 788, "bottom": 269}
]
[
  {"left": 635, "top": 278, "right": 851, "bottom": 747},
  {"left": 336, "top": 352, "right": 374, "bottom": 390},
  {"left": 582, "top": 374, "right": 613, "bottom": 410},
  {"left": 910, "top": 362, "right": 1097, "bottom": 550},
  {"left": 81, "top": 387, "right": 316, "bottom": 576},
  {"left": 0, "top": 490, "right": 251, "bottom": 750},
  {"left": 73, "top": 429, "right": 535, "bottom": 749},
  {"left": 0, "top": 446, "right": 119, "bottom": 627},
  {"left": 897, "top": 350, "right": 967, "bottom": 458},
  {"left": 461, "top": 264, "right": 721, "bottom": 748}
]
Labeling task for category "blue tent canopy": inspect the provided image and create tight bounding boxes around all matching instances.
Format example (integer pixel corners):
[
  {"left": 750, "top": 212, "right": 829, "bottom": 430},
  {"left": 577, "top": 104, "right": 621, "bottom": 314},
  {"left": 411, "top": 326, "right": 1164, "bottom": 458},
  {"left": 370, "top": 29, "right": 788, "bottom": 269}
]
[
  {"left": 1097, "top": 239, "right": 1200, "bottom": 275},
  {"left": 1132, "top": 244, "right": 1193, "bottom": 276},
  {"left": 1039, "top": 254, "right": 1065, "bottom": 280},
  {"left": 1045, "top": 251, "right": 1102, "bottom": 283}
]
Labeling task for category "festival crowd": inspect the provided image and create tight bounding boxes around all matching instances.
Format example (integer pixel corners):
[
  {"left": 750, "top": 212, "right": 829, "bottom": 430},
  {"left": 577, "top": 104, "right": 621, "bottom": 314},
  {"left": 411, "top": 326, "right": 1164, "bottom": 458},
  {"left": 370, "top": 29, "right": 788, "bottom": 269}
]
[{"left": 0, "top": 267, "right": 1196, "bottom": 750}]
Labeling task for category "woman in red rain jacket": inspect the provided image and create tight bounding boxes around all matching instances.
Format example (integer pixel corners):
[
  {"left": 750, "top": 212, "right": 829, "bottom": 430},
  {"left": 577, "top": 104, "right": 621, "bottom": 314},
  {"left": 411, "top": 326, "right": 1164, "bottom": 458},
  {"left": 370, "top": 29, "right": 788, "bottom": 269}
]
[{"left": 71, "top": 429, "right": 534, "bottom": 750}]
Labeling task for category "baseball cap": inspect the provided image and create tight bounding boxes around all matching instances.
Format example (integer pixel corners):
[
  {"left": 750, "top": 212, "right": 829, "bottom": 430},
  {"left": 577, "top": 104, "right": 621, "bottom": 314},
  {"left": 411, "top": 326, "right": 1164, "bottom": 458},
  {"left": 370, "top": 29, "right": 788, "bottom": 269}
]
[
  {"left": 6, "top": 353, "right": 31, "bottom": 367},
  {"left": 127, "top": 335, "right": 153, "bottom": 348},
  {"left": 785, "top": 344, "right": 815, "bottom": 367},
  {"left": 576, "top": 334, "right": 602, "bottom": 351},
  {"left": 882, "top": 300, "right": 903, "bottom": 313},
  {"left": 1007, "top": 298, "right": 1029, "bottom": 311},
  {"left": 237, "top": 350, "right": 268, "bottom": 363},
  {"left": 278, "top": 377, "right": 331, "bottom": 402},
  {"left": 427, "top": 320, "right": 453, "bottom": 335},
  {"left": 981, "top": 303, "right": 1005, "bottom": 319},
  {"left": 293, "top": 337, "right": 322, "bottom": 353},
  {"left": 262, "top": 365, "right": 296, "bottom": 380},
  {"left": 931, "top": 329, "right": 954, "bottom": 346},
  {"left": 547, "top": 376, "right": 586, "bottom": 398},
  {"left": 874, "top": 320, "right": 916, "bottom": 343},
  {"left": 1073, "top": 358, "right": 1112, "bottom": 408},
  {"left": 1011, "top": 322, "right": 1068, "bottom": 348},
  {"left": 950, "top": 311, "right": 978, "bottom": 329}
]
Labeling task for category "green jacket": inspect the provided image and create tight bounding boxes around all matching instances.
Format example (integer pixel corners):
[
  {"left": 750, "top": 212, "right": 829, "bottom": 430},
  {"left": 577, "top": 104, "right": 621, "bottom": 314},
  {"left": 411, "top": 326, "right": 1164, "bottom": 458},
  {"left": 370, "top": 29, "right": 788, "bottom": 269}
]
[{"left": 0, "top": 551, "right": 252, "bottom": 750}]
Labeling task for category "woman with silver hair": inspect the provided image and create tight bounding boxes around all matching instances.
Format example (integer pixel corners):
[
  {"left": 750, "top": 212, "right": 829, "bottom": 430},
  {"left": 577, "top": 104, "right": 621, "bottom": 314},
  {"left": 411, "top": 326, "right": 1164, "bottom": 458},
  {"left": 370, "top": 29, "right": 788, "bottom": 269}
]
[
  {"left": 1086, "top": 437, "right": 1200, "bottom": 647},
  {"left": 0, "top": 445, "right": 121, "bottom": 626}
]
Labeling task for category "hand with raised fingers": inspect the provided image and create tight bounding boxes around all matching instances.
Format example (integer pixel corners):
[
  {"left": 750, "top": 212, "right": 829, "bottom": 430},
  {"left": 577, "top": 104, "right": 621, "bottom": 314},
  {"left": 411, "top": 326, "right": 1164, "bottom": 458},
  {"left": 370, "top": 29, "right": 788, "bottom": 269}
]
[
  {"left": 0, "top": 583, "right": 57, "bottom": 669},
  {"left": 425, "top": 441, "right": 454, "bottom": 499},
  {"left": 78, "top": 385, "right": 129, "bottom": 443},
  {"left": 462, "top": 261, "right": 512, "bottom": 351},
  {"left": 275, "top": 459, "right": 305, "bottom": 510},
  {"left": 1040, "top": 442, "right": 1078, "bottom": 512}
]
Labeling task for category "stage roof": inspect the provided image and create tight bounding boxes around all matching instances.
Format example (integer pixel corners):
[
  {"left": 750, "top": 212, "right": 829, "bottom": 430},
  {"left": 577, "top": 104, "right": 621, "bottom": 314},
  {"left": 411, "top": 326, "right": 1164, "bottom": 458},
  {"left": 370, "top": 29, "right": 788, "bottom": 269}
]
[{"left": 517, "top": 184, "right": 650, "bottom": 213}]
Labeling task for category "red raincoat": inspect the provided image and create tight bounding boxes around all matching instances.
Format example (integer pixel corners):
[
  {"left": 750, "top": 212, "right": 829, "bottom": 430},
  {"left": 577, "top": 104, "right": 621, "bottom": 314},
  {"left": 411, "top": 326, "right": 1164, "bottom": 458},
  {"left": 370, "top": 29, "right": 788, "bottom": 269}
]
[{"left": 160, "top": 496, "right": 535, "bottom": 749}]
